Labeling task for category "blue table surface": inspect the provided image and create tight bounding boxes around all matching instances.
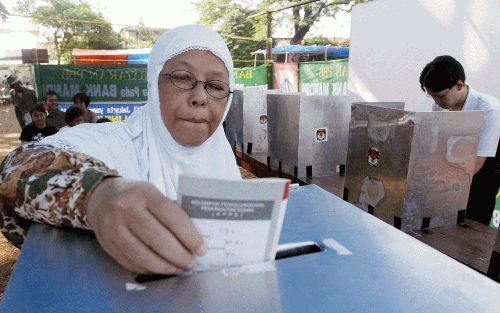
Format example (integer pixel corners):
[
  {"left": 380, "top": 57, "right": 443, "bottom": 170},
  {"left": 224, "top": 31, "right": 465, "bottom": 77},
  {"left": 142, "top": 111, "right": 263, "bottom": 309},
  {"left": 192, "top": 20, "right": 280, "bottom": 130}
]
[{"left": 1, "top": 185, "right": 499, "bottom": 313}]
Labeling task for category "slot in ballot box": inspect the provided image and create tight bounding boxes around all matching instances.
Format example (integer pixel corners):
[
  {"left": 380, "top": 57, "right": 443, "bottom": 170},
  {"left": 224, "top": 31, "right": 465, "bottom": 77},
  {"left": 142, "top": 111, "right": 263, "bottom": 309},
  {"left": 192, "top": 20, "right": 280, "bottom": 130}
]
[
  {"left": 224, "top": 88, "right": 280, "bottom": 154},
  {"left": 267, "top": 94, "right": 350, "bottom": 179},
  {"left": 344, "top": 102, "right": 484, "bottom": 231},
  {"left": 2, "top": 185, "right": 499, "bottom": 313}
]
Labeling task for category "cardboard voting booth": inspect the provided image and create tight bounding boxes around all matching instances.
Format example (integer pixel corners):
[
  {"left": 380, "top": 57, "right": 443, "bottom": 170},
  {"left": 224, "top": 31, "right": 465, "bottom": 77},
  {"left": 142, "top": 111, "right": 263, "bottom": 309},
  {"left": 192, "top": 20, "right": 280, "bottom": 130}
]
[
  {"left": 267, "top": 94, "right": 350, "bottom": 179},
  {"left": 344, "top": 102, "right": 484, "bottom": 231},
  {"left": 224, "top": 88, "right": 280, "bottom": 154}
]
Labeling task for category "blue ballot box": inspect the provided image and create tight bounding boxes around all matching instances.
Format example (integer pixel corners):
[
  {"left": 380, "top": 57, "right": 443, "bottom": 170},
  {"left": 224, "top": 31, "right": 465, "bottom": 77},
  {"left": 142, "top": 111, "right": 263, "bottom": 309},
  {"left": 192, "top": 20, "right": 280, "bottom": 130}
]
[{"left": 1, "top": 185, "right": 499, "bottom": 313}]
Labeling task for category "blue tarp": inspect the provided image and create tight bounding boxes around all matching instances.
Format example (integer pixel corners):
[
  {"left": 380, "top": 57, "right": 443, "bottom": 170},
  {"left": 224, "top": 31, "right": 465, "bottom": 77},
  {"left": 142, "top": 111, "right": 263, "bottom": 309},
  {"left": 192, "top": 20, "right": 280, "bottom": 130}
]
[
  {"left": 125, "top": 45, "right": 350, "bottom": 64},
  {"left": 274, "top": 45, "right": 349, "bottom": 58},
  {"left": 253, "top": 45, "right": 349, "bottom": 59},
  {"left": 127, "top": 54, "right": 149, "bottom": 65}
]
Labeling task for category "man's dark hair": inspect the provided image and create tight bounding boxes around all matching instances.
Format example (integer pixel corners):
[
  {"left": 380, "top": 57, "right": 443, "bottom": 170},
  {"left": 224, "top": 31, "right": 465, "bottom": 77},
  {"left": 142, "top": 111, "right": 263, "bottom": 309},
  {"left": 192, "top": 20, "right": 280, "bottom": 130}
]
[
  {"left": 30, "top": 103, "right": 46, "bottom": 114},
  {"left": 65, "top": 106, "right": 84, "bottom": 124},
  {"left": 45, "top": 90, "right": 58, "bottom": 101},
  {"left": 72, "top": 92, "right": 90, "bottom": 108},
  {"left": 419, "top": 55, "right": 466, "bottom": 92},
  {"left": 96, "top": 117, "right": 112, "bottom": 123}
]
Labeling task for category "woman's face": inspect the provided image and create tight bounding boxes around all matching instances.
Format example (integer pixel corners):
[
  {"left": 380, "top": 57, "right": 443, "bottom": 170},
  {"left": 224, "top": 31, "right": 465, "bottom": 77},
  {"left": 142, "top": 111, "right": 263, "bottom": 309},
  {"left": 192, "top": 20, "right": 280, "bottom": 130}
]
[{"left": 158, "top": 50, "right": 229, "bottom": 147}]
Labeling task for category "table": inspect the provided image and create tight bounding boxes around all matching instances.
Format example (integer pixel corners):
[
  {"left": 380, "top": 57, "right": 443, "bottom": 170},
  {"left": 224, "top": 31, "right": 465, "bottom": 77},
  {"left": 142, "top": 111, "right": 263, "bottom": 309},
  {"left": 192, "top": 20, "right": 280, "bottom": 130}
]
[
  {"left": 1, "top": 185, "right": 499, "bottom": 313},
  {"left": 237, "top": 151, "right": 345, "bottom": 197},
  {"left": 238, "top": 151, "right": 498, "bottom": 275},
  {"left": 409, "top": 218, "right": 497, "bottom": 275}
]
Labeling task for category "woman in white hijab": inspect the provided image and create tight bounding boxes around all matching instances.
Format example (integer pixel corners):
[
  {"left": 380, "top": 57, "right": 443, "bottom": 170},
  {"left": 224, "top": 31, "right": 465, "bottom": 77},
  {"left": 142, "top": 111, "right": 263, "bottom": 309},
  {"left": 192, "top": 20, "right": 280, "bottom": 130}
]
[{"left": 0, "top": 25, "right": 241, "bottom": 274}]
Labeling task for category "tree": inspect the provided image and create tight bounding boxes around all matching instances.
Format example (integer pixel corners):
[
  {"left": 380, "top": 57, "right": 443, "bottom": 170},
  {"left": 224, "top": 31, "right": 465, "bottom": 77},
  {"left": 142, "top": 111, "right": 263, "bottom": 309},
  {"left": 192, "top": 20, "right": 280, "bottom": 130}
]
[
  {"left": 0, "top": 1, "right": 8, "bottom": 22},
  {"left": 206, "top": 3, "right": 265, "bottom": 67},
  {"left": 261, "top": 0, "right": 372, "bottom": 44},
  {"left": 122, "top": 21, "right": 165, "bottom": 49},
  {"left": 196, "top": 0, "right": 233, "bottom": 26},
  {"left": 288, "top": 0, "right": 343, "bottom": 44},
  {"left": 196, "top": 1, "right": 267, "bottom": 66},
  {"left": 197, "top": 0, "right": 371, "bottom": 46},
  {"left": 303, "top": 36, "right": 335, "bottom": 46},
  {"left": 15, "top": 0, "right": 122, "bottom": 64},
  {"left": 303, "top": 36, "right": 350, "bottom": 47}
]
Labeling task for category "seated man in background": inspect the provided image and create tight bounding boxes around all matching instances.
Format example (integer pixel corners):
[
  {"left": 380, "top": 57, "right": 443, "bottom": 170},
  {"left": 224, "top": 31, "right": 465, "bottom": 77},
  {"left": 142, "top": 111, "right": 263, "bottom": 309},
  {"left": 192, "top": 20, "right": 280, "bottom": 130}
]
[
  {"left": 45, "top": 90, "right": 66, "bottom": 130},
  {"left": 73, "top": 92, "right": 98, "bottom": 123},
  {"left": 19, "top": 103, "right": 58, "bottom": 144},
  {"left": 419, "top": 55, "right": 500, "bottom": 224}
]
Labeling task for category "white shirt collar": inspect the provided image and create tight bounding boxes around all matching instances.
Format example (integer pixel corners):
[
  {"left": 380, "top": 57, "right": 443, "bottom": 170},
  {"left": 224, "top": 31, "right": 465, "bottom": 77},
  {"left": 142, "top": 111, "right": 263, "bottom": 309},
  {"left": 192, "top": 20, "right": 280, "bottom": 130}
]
[{"left": 462, "top": 85, "right": 478, "bottom": 111}]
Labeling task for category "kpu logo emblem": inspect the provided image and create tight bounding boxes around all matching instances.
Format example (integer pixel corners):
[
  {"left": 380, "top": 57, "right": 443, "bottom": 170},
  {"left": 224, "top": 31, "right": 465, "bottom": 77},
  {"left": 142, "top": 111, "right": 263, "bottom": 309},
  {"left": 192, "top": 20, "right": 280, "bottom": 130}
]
[
  {"left": 368, "top": 147, "right": 381, "bottom": 167},
  {"left": 315, "top": 127, "right": 328, "bottom": 142},
  {"left": 259, "top": 115, "right": 267, "bottom": 124}
]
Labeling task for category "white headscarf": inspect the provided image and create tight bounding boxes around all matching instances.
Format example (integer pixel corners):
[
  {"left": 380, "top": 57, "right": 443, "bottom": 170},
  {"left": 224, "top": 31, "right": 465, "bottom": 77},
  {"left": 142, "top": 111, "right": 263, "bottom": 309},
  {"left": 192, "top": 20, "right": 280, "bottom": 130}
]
[{"left": 43, "top": 25, "right": 241, "bottom": 200}]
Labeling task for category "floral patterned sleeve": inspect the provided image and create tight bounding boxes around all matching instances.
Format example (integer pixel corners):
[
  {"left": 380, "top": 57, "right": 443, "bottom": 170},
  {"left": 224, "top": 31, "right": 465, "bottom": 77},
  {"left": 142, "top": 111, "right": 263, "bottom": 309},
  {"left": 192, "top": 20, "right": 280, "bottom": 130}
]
[{"left": 0, "top": 143, "right": 119, "bottom": 247}]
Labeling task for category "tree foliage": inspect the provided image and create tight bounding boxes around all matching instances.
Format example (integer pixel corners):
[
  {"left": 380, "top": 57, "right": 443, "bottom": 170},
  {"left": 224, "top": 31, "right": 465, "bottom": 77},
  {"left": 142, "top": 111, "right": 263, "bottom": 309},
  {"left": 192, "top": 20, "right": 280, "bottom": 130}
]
[
  {"left": 196, "top": 0, "right": 233, "bottom": 26},
  {"left": 122, "top": 21, "right": 165, "bottom": 49},
  {"left": 259, "top": 0, "right": 371, "bottom": 44},
  {"left": 15, "top": 0, "right": 122, "bottom": 64},
  {"left": 197, "top": 1, "right": 265, "bottom": 67},
  {"left": 197, "top": 0, "right": 371, "bottom": 51},
  {"left": 303, "top": 36, "right": 349, "bottom": 47},
  {"left": 302, "top": 36, "right": 334, "bottom": 46},
  {"left": 0, "top": 1, "right": 8, "bottom": 22},
  {"left": 196, "top": 1, "right": 265, "bottom": 66}
]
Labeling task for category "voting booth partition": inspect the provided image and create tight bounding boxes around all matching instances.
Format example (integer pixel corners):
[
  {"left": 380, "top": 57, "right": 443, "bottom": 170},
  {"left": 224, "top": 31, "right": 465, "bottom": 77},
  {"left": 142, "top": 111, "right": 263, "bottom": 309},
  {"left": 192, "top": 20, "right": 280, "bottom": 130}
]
[
  {"left": 344, "top": 103, "right": 484, "bottom": 232},
  {"left": 224, "top": 89, "right": 281, "bottom": 154},
  {"left": 266, "top": 94, "right": 351, "bottom": 180}
]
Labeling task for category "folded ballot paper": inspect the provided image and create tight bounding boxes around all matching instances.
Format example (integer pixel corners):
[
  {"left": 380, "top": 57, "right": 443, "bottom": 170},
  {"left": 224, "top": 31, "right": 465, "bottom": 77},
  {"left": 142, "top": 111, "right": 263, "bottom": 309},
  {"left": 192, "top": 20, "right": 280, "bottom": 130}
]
[{"left": 177, "top": 174, "right": 290, "bottom": 272}]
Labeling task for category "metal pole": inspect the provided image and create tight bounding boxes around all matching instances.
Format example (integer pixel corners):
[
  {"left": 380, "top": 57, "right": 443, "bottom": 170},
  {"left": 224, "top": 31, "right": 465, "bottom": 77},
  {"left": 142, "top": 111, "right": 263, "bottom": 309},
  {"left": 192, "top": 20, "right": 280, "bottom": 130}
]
[
  {"left": 266, "top": 12, "right": 272, "bottom": 64},
  {"left": 266, "top": 11, "right": 273, "bottom": 89}
]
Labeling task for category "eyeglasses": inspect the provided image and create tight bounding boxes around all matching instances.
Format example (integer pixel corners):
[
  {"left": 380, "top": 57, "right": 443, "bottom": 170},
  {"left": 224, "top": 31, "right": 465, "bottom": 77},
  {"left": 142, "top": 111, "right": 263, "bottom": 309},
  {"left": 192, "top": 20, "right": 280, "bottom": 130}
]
[
  {"left": 425, "top": 88, "right": 451, "bottom": 101},
  {"left": 159, "top": 70, "right": 232, "bottom": 99}
]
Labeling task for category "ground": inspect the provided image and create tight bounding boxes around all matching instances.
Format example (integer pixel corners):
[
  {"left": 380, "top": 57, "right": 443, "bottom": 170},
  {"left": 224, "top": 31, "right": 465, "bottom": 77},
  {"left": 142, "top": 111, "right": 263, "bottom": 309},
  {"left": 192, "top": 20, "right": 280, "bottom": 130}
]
[{"left": 0, "top": 103, "right": 21, "bottom": 301}]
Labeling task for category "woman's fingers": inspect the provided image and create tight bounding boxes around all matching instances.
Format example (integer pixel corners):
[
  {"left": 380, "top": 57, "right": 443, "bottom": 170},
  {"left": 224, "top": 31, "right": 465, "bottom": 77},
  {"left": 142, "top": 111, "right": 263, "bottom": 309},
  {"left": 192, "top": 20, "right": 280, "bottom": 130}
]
[
  {"left": 113, "top": 226, "right": 181, "bottom": 275},
  {"left": 87, "top": 178, "right": 207, "bottom": 274},
  {"left": 148, "top": 194, "right": 207, "bottom": 257},
  {"left": 94, "top": 228, "right": 150, "bottom": 274},
  {"left": 128, "top": 210, "right": 195, "bottom": 270}
]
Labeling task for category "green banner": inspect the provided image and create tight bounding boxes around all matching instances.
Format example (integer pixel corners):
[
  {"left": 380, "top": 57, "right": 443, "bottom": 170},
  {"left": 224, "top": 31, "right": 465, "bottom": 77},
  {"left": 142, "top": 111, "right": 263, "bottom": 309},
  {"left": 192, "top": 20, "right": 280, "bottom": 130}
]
[
  {"left": 299, "top": 59, "right": 348, "bottom": 96},
  {"left": 35, "top": 64, "right": 148, "bottom": 102},
  {"left": 234, "top": 64, "right": 268, "bottom": 89}
]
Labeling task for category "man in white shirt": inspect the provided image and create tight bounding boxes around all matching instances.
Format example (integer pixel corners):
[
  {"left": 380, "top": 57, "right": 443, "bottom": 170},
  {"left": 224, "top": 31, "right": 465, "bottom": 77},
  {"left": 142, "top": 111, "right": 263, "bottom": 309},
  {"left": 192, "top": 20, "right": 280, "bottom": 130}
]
[{"left": 419, "top": 55, "right": 500, "bottom": 224}]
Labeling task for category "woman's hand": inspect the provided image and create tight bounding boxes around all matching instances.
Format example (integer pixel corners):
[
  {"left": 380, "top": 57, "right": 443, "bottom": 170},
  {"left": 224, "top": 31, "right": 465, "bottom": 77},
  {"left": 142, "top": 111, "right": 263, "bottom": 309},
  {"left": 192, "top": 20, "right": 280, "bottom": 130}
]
[{"left": 87, "top": 177, "right": 207, "bottom": 274}]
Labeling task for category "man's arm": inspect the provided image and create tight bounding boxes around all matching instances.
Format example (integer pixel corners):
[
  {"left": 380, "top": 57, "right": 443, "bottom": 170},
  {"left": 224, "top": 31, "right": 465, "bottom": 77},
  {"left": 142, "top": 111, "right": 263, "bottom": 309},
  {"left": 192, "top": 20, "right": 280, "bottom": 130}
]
[
  {"left": 473, "top": 156, "right": 486, "bottom": 175},
  {"left": 13, "top": 106, "right": 23, "bottom": 128},
  {"left": 30, "top": 89, "right": 37, "bottom": 103}
]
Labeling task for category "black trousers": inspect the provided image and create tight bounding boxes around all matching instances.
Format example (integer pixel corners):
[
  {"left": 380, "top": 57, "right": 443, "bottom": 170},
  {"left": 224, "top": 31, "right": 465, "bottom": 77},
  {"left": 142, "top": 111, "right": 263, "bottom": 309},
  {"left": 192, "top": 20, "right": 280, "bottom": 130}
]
[{"left": 465, "top": 140, "right": 500, "bottom": 225}]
